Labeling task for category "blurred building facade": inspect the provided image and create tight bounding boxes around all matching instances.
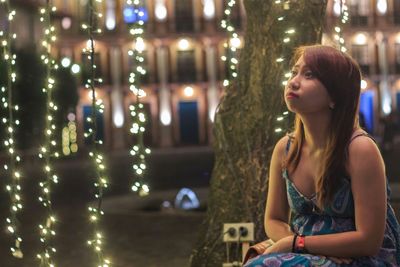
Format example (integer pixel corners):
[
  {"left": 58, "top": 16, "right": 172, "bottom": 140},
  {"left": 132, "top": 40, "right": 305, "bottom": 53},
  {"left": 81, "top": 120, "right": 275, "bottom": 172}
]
[
  {"left": 2, "top": 0, "right": 400, "bottom": 150},
  {"left": 325, "top": 0, "right": 400, "bottom": 137}
]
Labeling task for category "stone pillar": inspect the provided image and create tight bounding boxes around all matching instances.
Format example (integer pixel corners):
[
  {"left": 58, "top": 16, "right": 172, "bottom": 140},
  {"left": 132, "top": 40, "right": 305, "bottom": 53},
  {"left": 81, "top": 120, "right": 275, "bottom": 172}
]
[
  {"left": 377, "top": 32, "right": 391, "bottom": 116},
  {"left": 205, "top": 45, "right": 219, "bottom": 144},
  {"left": 110, "top": 46, "right": 125, "bottom": 149},
  {"left": 157, "top": 46, "right": 173, "bottom": 146}
]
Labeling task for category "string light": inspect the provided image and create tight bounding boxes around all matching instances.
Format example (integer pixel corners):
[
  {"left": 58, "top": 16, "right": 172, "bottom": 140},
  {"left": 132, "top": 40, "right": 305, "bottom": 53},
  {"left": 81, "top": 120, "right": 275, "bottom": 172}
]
[
  {"left": 220, "top": 0, "right": 240, "bottom": 87},
  {"left": 126, "top": 0, "right": 150, "bottom": 197},
  {"left": 82, "top": 1, "right": 111, "bottom": 266},
  {"left": 0, "top": 0, "right": 23, "bottom": 259},
  {"left": 274, "top": 1, "right": 297, "bottom": 132},
  {"left": 36, "top": 2, "right": 60, "bottom": 266},
  {"left": 331, "top": 0, "right": 349, "bottom": 52},
  {"left": 62, "top": 114, "right": 78, "bottom": 156}
]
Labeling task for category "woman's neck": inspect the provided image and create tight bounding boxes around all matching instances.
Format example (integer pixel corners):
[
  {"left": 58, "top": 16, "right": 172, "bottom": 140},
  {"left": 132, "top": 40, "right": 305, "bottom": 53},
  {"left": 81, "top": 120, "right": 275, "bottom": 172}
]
[{"left": 299, "top": 113, "right": 330, "bottom": 153}]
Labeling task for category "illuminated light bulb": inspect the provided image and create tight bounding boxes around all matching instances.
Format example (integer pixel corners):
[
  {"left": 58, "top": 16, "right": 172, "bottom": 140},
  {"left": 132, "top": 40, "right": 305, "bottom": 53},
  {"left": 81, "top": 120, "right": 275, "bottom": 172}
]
[
  {"left": 71, "top": 64, "right": 80, "bottom": 74},
  {"left": 203, "top": 0, "right": 216, "bottom": 20},
  {"left": 354, "top": 32, "right": 367, "bottom": 45},
  {"left": 134, "top": 37, "right": 146, "bottom": 52},
  {"left": 377, "top": 0, "right": 387, "bottom": 15},
  {"left": 154, "top": 0, "right": 167, "bottom": 21},
  {"left": 160, "top": 110, "right": 171, "bottom": 126},
  {"left": 178, "top": 38, "right": 190, "bottom": 50},
  {"left": 86, "top": 39, "right": 96, "bottom": 49},
  {"left": 61, "top": 57, "right": 71, "bottom": 68},
  {"left": 183, "top": 86, "right": 194, "bottom": 97},
  {"left": 333, "top": 0, "right": 341, "bottom": 16},
  {"left": 229, "top": 36, "right": 241, "bottom": 48},
  {"left": 361, "top": 79, "right": 367, "bottom": 90},
  {"left": 61, "top": 17, "right": 72, "bottom": 30}
]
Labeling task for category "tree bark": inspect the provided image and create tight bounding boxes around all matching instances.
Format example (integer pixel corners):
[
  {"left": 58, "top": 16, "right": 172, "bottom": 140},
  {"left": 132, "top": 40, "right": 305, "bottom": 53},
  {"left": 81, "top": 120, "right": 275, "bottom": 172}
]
[{"left": 190, "top": 1, "right": 327, "bottom": 266}]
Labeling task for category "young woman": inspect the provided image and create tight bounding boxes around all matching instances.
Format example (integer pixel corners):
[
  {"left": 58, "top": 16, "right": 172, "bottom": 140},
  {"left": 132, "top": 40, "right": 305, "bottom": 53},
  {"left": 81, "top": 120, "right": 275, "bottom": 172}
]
[{"left": 244, "top": 45, "right": 400, "bottom": 266}]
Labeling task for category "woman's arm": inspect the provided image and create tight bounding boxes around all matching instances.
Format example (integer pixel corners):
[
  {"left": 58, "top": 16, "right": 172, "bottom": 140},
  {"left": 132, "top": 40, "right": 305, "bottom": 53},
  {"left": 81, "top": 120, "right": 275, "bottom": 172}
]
[
  {"left": 264, "top": 136, "right": 295, "bottom": 242},
  {"left": 303, "top": 136, "right": 387, "bottom": 257}
]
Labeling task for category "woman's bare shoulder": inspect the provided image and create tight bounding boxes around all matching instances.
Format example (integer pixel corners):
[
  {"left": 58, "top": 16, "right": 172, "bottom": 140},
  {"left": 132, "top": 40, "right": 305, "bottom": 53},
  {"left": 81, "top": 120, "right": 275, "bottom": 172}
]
[
  {"left": 347, "top": 132, "right": 384, "bottom": 176},
  {"left": 348, "top": 131, "right": 380, "bottom": 156},
  {"left": 273, "top": 134, "right": 292, "bottom": 158}
]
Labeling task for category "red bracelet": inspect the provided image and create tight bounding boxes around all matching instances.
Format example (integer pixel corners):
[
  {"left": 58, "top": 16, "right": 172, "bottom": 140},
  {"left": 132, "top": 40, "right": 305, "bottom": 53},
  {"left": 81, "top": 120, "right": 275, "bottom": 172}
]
[{"left": 295, "top": 235, "right": 307, "bottom": 253}]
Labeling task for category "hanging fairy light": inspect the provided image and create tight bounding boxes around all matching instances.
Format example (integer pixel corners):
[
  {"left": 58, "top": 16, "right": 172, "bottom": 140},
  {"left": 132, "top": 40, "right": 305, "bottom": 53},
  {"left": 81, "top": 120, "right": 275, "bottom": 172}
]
[
  {"left": 220, "top": 0, "right": 240, "bottom": 87},
  {"left": 36, "top": 1, "right": 60, "bottom": 266},
  {"left": 126, "top": 0, "right": 150, "bottom": 197},
  {"left": 62, "top": 113, "right": 78, "bottom": 156},
  {"left": 273, "top": 0, "right": 298, "bottom": 133},
  {"left": 82, "top": 0, "right": 111, "bottom": 266},
  {"left": 333, "top": 0, "right": 349, "bottom": 52},
  {"left": 0, "top": 0, "right": 24, "bottom": 259}
]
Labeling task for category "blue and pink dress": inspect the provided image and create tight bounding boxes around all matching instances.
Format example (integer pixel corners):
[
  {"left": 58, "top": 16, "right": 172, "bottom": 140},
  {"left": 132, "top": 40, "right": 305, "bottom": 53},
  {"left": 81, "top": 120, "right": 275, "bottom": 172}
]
[{"left": 244, "top": 135, "right": 400, "bottom": 266}]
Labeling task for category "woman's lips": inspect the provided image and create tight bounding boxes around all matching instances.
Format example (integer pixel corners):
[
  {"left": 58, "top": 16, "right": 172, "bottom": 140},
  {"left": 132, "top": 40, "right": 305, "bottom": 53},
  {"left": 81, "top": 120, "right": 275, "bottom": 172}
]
[{"left": 286, "top": 92, "right": 299, "bottom": 99}]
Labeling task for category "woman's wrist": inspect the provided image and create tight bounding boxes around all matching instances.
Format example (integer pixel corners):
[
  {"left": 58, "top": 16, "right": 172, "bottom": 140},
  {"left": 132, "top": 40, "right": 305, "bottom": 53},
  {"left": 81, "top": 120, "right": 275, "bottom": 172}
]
[
  {"left": 291, "top": 234, "right": 298, "bottom": 252},
  {"left": 293, "top": 234, "right": 308, "bottom": 253}
]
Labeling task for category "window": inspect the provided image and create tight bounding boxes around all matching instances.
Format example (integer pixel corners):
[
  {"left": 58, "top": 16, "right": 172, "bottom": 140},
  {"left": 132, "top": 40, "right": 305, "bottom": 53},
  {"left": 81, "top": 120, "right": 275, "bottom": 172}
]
[
  {"left": 177, "top": 50, "right": 196, "bottom": 82},
  {"left": 175, "top": 0, "right": 194, "bottom": 32},
  {"left": 395, "top": 44, "right": 400, "bottom": 74},
  {"left": 123, "top": 6, "right": 149, "bottom": 24},
  {"left": 394, "top": 0, "right": 400, "bottom": 25},
  {"left": 349, "top": 0, "right": 369, "bottom": 26},
  {"left": 351, "top": 44, "right": 370, "bottom": 74},
  {"left": 178, "top": 101, "right": 199, "bottom": 145}
]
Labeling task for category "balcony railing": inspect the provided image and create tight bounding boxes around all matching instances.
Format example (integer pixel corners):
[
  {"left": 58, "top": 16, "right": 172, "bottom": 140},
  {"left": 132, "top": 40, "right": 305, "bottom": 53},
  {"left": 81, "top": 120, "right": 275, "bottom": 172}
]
[
  {"left": 177, "top": 69, "right": 197, "bottom": 83},
  {"left": 395, "top": 63, "right": 400, "bottom": 74},
  {"left": 394, "top": 15, "right": 400, "bottom": 25},
  {"left": 175, "top": 16, "right": 195, "bottom": 32},
  {"left": 350, "top": 15, "right": 368, "bottom": 27}
]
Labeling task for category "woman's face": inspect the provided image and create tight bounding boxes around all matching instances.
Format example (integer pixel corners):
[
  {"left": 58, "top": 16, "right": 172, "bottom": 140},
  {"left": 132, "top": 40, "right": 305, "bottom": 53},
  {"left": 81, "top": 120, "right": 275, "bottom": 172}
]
[{"left": 284, "top": 56, "right": 334, "bottom": 115}]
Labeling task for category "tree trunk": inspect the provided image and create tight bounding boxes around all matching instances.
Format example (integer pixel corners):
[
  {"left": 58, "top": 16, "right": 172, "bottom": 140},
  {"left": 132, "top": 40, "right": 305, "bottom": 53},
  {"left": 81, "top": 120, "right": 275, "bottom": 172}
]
[{"left": 190, "top": 1, "right": 327, "bottom": 266}]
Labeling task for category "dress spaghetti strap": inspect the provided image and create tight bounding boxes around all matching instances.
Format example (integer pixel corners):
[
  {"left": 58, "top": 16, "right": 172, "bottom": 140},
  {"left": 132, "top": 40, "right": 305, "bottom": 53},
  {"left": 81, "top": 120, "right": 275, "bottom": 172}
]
[{"left": 349, "top": 132, "right": 376, "bottom": 144}]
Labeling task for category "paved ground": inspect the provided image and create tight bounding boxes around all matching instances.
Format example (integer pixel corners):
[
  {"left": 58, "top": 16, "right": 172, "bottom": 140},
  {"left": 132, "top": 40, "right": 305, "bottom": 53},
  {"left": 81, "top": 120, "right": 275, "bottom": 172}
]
[
  {"left": 0, "top": 188, "right": 208, "bottom": 267},
  {"left": 0, "top": 137, "right": 398, "bottom": 267}
]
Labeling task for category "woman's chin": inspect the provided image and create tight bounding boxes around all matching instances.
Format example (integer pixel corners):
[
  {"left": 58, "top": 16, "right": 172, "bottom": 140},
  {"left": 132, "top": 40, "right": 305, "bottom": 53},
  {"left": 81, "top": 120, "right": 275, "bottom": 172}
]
[{"left": 285, "top": 104, "right": 296, "bottom": 113}]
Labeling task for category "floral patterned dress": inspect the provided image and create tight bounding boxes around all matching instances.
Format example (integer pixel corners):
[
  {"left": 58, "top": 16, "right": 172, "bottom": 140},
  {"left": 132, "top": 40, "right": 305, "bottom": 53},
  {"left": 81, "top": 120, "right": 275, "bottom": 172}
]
[{"left": 244, "top": 136, "right": 400, "bottom": 267}]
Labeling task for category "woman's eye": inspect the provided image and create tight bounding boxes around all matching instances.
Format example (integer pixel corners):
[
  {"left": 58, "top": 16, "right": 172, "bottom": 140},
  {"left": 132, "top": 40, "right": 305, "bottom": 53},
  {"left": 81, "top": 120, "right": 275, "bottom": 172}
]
[
  {"left": 304, "top": 71, "right": 314, "bottom": 78},
  {"left": 290, "top": 70, "right": 298, "bottom": 77}
]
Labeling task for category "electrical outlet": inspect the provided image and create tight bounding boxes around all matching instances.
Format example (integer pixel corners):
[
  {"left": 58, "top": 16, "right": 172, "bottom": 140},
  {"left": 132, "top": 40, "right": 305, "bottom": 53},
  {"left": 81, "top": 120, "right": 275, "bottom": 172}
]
[{"left": 223, "top": 222, "right": 254, "bottom": 242}]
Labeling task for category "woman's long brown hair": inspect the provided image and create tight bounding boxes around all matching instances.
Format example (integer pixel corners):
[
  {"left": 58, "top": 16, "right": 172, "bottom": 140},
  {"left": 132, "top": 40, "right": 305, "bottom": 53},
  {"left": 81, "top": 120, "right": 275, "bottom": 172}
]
[{"left": 285, "top": 45, "right": 362, "bottom": 208}]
